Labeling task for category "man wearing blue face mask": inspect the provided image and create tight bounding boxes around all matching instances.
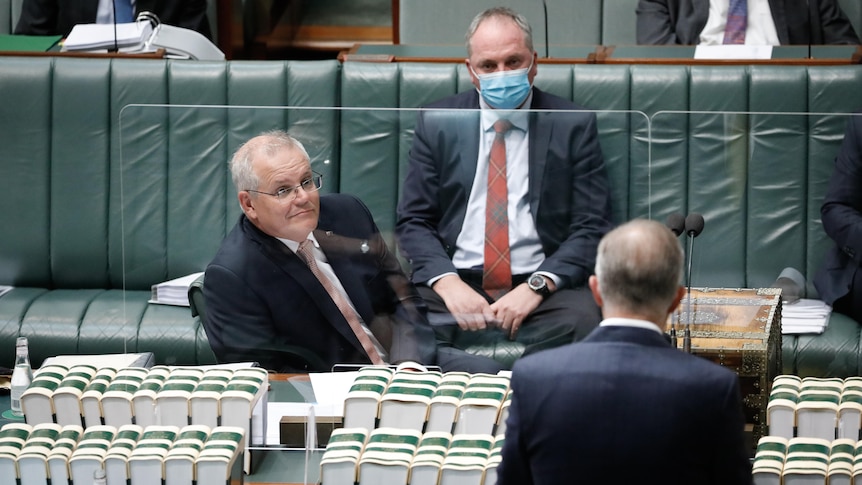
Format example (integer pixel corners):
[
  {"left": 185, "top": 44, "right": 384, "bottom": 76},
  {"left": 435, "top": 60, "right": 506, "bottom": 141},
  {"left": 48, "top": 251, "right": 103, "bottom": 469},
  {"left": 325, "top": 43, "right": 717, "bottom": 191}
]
[{"left": 396, "top": 6, "right": 614, "bottom": 373}]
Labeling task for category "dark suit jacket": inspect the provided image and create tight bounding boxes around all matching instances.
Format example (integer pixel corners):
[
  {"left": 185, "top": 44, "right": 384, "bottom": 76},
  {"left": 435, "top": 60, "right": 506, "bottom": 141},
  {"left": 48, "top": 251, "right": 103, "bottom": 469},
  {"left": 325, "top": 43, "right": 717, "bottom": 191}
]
[
  {"left": 497, "top": 325, "right": 753, "bottom": 485},
  {"left": 395, "top": 88, "right": 613, "bottom": 289},
  {"left": 636, "top": 0, "right": 859, "bottom": 45},
  {"left": 15, "top": 0, "right": 211, "bottom": 39},
  {"left": 815, "top": 115, "right": 862, "bottom": 307},
  {"left": 203, "top": 193, "right": 436, "bottom": 372}
]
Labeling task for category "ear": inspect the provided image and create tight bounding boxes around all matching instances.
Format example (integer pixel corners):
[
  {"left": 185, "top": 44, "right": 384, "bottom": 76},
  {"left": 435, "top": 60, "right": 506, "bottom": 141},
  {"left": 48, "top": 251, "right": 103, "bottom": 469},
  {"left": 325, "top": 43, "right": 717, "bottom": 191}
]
[
  {"left": 668, "top": 286, "right": 686, "bottom": 314},
  {"left": 238, "top": 191, "right": 257, "bottom": 221},
  {"left": 466, "top": 58, "right": 480, "bottom": 90},
  {"left": 588, "top": 275, "right": 603, "bottom": 308},
  {"left": 528, "top": 51, "right": 538, "bottom": 80}
]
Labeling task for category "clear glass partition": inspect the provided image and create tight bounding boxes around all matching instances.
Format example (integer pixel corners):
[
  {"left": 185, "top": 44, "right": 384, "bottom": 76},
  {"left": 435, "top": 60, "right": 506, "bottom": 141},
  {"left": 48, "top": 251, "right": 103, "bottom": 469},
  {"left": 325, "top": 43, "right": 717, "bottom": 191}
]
[
  {"left": 648, "top": 110, "right": 857, "bottom": 293},
  {"left": 116, "top": 106, "right": 649, "bottom": 479},
  {"left": 116, "top": 105, "right": 858, "bottom": 481}
]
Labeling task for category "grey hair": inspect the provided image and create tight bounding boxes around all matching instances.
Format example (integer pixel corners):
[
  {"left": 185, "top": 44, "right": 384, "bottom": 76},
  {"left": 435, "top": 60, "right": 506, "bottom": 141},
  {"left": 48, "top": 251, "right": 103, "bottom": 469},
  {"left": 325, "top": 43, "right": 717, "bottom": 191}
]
[
  {"left": 594, "top": 219, "right": 683, "bottom": 317},
  {"left": 229, "top": 129, "right": 310, "bottom": 193},
  {"left": 465, "top": 6, "right": 533, "bottom": 56}
]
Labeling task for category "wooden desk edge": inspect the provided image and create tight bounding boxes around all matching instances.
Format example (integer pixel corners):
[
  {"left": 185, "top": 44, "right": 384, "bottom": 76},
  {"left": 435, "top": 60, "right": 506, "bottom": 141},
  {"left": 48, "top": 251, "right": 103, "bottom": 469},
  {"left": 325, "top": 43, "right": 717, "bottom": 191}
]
[{"left": 0, "top": 48, "right": 166, "bottom": 59}]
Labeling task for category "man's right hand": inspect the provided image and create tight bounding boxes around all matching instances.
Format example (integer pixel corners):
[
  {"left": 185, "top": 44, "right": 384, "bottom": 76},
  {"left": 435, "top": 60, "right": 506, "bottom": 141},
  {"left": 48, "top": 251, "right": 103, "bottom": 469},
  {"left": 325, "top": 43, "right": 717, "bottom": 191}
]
[{"left": 432, "top": 275, "right": 496, "bottom": 331}]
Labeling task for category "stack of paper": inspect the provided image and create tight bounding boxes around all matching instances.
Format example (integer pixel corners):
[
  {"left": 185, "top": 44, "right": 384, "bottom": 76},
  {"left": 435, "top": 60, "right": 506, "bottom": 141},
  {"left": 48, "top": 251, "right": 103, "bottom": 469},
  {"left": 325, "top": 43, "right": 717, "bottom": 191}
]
[
  {"left": 149, "top": 272, "right": 203, "bottom": 307},
  {"left": 781, "top": 299, "right": 832, "bottom": 335},
  {"left": 63, "top": 21, "right": 153, "bottom": 51}
]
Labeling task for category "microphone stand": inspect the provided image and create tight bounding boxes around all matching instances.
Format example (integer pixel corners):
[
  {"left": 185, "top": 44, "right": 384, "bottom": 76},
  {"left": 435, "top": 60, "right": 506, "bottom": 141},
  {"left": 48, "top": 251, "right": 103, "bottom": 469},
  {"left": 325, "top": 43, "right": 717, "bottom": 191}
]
[
  {"left": 683, "top": 233, "right": 694, "bottom": 353},
  {"left": 542, "top": 0, "right": 549, "bottom": 59},
  {"left": 110, "top": 0, "right": 119, "bottom": 53}
]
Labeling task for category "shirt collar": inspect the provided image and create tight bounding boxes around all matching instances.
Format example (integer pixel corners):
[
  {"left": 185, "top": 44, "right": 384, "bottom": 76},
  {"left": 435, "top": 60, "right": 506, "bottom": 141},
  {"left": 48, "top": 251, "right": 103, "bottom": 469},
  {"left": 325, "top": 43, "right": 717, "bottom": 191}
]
[
  {"left": 599, "top": 317, "right": 665, "bottom": 335},
  {"left": 278, "top": 232, "right": 319, "bottom": 254}
]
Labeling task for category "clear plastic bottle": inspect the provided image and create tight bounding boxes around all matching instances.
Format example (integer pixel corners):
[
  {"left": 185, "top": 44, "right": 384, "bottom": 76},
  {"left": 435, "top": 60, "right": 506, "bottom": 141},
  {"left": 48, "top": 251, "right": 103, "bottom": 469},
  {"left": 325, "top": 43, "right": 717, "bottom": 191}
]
[
  {"left": 93, "top": 467, "right": 107, "bottom": 485},
  {"left": 10, "top": 336, "right": 32, "bottom": 417}
]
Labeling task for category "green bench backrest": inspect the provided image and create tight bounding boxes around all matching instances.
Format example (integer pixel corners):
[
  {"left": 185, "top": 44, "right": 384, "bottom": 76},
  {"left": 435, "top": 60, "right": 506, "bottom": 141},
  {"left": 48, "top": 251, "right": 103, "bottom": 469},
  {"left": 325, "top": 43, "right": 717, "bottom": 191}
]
[{"left": 0, "top": 58, "right": 341, "bottom": 291}]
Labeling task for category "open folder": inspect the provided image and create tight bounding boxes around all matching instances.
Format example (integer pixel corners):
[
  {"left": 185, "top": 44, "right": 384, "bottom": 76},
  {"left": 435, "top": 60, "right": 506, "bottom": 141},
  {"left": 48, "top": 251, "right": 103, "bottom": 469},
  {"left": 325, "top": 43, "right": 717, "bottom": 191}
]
[{"left": 63, "top": 21, "right": 153, "bottom": 51}]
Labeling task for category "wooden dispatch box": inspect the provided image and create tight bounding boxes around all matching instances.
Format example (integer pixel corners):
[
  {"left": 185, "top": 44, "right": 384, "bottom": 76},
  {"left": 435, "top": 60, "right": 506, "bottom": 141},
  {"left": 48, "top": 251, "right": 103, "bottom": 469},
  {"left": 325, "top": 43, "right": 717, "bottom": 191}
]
[{"left": 668, "top": 287, "right": 782, "bottom": 452}]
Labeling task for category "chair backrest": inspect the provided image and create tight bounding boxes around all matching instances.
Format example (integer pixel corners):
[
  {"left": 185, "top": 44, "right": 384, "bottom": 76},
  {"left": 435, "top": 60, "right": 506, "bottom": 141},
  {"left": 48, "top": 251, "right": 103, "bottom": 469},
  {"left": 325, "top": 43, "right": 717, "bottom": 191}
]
[
  {"left": 599, "top": 0, "right": 638, "bottom": 45},
  {"left": 0, "top": 0, "right": 11, "bottom": 34},
  {"left": 397, "top": 0, "right": 548, "bottom": 51}
]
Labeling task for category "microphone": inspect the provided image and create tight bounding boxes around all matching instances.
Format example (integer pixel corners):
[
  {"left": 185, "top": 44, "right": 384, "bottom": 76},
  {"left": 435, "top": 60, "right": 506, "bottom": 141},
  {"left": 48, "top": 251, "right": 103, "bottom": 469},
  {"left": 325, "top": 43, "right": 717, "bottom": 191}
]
[
  {"left": 682, "top": 213, "right": 705, "bottom": 353},
  {"left": 665, "top": 213, "right": 685, "bottom": 237},
  {"left": 664, "top": 212, "right": 685, "bottom": 347}
]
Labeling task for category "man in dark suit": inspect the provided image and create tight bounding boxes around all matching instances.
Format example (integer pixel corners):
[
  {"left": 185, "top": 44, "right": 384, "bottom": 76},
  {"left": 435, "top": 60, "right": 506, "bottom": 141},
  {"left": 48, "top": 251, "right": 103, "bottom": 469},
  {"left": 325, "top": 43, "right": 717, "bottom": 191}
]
[
  {"left": 637, "top": 0, "right": 859, "bottom": 45},
  {"left": 497, "top": 219, "right": 753, "bottom": 485},
  {"left": 396, "top": 7, "right": 613, "bottom": 373},
  {"left": 203, "top": 130, "right": 436, "bottom": 373},
  {"left": 815, "top": 114, "right": 862, "bottom": 325},
  {"left": 15, "top": 0, "right": 212, "bottom": 39}
]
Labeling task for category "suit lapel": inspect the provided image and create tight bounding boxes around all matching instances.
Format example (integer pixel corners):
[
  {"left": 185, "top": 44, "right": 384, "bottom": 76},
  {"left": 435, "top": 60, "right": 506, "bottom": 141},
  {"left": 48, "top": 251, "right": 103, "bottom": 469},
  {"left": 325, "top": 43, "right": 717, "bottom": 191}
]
[
  {"left": 314, "top": 228, "right": 376, "bottom": 323},
  {"left": 768, "top": 0, "right": 791, "bottom": 44},
  {"left": 245, "top": 218, "right": 367, "bottom": 355},
  {"left": 528, "top": 89, "right": 552, "bottom": 226}
]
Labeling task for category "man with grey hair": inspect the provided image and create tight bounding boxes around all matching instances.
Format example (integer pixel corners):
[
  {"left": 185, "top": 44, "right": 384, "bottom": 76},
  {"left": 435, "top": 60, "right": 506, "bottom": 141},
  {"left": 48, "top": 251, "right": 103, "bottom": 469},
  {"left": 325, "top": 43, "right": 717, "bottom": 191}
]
[
  {"left": 203, "top": 130, "right": 436, "bottom": 372},
  {"left": 396, "top": 6, "right": 612, "bottom": 373},
  {"left": 497, "top": 219, "right": 753, "bottom": 485}
]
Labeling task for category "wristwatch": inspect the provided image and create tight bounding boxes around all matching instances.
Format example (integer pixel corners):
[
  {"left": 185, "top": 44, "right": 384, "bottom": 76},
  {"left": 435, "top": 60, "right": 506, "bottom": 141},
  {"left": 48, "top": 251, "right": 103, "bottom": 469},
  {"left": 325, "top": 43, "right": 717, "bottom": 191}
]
[{"left": 527, "top": 273, "right": 551, "bottom": 298}]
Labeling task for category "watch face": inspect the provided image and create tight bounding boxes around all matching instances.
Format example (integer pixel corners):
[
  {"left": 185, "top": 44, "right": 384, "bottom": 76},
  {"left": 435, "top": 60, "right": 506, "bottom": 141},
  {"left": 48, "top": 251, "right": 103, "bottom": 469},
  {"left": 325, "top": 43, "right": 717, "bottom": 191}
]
[{"left": 529, "top": 274, "right": 545, "bottom": 289}]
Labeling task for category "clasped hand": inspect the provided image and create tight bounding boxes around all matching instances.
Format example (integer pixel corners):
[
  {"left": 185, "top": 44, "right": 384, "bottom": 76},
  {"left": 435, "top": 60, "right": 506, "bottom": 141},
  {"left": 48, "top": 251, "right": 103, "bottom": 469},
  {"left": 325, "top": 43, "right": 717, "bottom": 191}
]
[{"left": 432, "top": 275, "right": 543, "bottom": 339}]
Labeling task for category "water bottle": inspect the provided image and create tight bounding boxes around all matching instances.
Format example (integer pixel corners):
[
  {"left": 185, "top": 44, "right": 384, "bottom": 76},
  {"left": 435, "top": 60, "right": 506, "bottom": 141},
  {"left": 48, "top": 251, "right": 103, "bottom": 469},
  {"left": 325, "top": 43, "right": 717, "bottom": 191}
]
[{"left": 10, "top": 336, "right": 32, "bottom": 417}]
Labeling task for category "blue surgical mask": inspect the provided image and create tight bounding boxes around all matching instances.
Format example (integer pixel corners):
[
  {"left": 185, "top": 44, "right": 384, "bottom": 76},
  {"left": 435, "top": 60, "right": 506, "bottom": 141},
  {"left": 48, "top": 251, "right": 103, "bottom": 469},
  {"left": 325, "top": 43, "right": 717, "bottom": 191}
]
[{"left": 472, "top": 60, "right": 533, "bottom": 109}]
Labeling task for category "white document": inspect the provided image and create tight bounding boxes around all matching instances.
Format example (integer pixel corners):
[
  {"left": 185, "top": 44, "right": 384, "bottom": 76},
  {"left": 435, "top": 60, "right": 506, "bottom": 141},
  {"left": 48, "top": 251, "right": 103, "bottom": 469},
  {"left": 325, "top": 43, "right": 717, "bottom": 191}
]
[
  {"left": 63, "top": 21, "right": 153, "bottom": 51},
  {"left": 41, "top": 352, "right": 154, "bottom": 369},
  {"left": 694, "top": 44, "right": 773, "bottom": 60},
  {"left": 148, "top": 272, "right": 203, "bottom": 307},
  {"left": 781, "top": 298, "right": 832, "bottom": 335}
]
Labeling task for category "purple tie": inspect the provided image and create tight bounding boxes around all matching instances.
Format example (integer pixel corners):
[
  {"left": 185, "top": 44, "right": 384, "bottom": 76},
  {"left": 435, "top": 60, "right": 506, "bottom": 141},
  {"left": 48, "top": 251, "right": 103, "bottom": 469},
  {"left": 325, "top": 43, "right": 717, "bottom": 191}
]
[{"left": 723, "top": 0, "right": 747, "bottom": 45}]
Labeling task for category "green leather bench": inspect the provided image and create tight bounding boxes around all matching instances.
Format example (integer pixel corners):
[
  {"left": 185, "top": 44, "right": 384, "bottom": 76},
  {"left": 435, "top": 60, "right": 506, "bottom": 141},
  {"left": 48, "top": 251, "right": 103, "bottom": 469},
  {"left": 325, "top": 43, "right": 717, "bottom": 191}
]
[
  {"left": 0, "top": 57, "right": 340, "bottom": 367},
  {"left": 1, "top": 56, "right": 861, "bottom": 378}
]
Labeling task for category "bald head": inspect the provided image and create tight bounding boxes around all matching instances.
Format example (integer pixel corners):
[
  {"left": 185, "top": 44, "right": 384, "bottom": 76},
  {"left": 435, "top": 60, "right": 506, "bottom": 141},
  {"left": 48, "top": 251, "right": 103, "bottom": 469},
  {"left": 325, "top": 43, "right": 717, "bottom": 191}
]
[{"left": 591, "top": 219, "right": 684, "bottom": 324}]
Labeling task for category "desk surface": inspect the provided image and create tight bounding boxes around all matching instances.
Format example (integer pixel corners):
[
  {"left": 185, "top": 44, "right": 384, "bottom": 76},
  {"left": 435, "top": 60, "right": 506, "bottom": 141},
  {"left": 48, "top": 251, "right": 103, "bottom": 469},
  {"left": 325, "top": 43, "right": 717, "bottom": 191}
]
[{"left": 341, "top": 43, "right": 862, "bottom": 65}]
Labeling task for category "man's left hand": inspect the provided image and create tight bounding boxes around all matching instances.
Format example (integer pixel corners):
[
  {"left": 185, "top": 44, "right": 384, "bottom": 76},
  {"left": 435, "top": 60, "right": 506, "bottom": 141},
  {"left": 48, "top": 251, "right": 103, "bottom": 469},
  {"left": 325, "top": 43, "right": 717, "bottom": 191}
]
[{"left": 490, "top": 284, "right": 544, "bottom": 340}]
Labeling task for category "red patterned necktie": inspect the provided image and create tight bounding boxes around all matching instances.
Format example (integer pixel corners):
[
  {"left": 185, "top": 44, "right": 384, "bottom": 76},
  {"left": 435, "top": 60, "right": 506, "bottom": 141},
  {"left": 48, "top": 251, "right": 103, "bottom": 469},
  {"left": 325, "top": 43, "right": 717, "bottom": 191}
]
[
  {"left": 723, "top": 0, "right": 747, "bottom": 45},
  {"left": 483, "top": 120, "right": 513, "bottom": 300},
  {"left": 297, "top": 240, "right": 385, "bottom": 365}
]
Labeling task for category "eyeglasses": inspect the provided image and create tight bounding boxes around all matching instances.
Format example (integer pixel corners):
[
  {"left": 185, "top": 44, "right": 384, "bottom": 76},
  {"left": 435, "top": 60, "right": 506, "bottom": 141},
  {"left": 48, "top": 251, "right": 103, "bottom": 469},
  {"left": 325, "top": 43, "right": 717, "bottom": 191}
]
[{"left": 246, "top": 172, "right": 323, "bottom": 201}]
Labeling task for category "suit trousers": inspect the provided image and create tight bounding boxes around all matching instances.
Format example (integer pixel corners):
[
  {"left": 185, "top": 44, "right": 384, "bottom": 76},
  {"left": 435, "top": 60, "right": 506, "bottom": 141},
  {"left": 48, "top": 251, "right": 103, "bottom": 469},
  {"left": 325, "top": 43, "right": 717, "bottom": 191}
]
[{"left": 418, "top": 279, "right": 601, "bottom": 373}]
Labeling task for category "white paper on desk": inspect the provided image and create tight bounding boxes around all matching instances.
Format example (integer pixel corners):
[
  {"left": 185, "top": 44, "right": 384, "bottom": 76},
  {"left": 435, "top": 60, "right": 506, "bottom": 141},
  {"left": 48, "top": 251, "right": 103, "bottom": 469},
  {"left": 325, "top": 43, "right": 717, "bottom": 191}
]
[
  {"left": 781, "top": 298, "right": 831, "bottom": 334},
  {"left": 694, "top": 44, "right": 773, "bottom": 59},
  {"left": 310, "top": 371, "right": 358, "bottom": 407}
]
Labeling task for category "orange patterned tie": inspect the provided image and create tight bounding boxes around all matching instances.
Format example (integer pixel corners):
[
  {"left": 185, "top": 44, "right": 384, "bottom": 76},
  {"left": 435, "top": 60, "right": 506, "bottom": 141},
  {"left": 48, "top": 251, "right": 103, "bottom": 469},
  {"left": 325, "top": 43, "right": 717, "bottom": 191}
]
[
  {"left": 483, "top": 120, "right": 513, "bottom": 300},
  {"left": 297, "top": 240, "right": 385, "bottom": 364}
]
